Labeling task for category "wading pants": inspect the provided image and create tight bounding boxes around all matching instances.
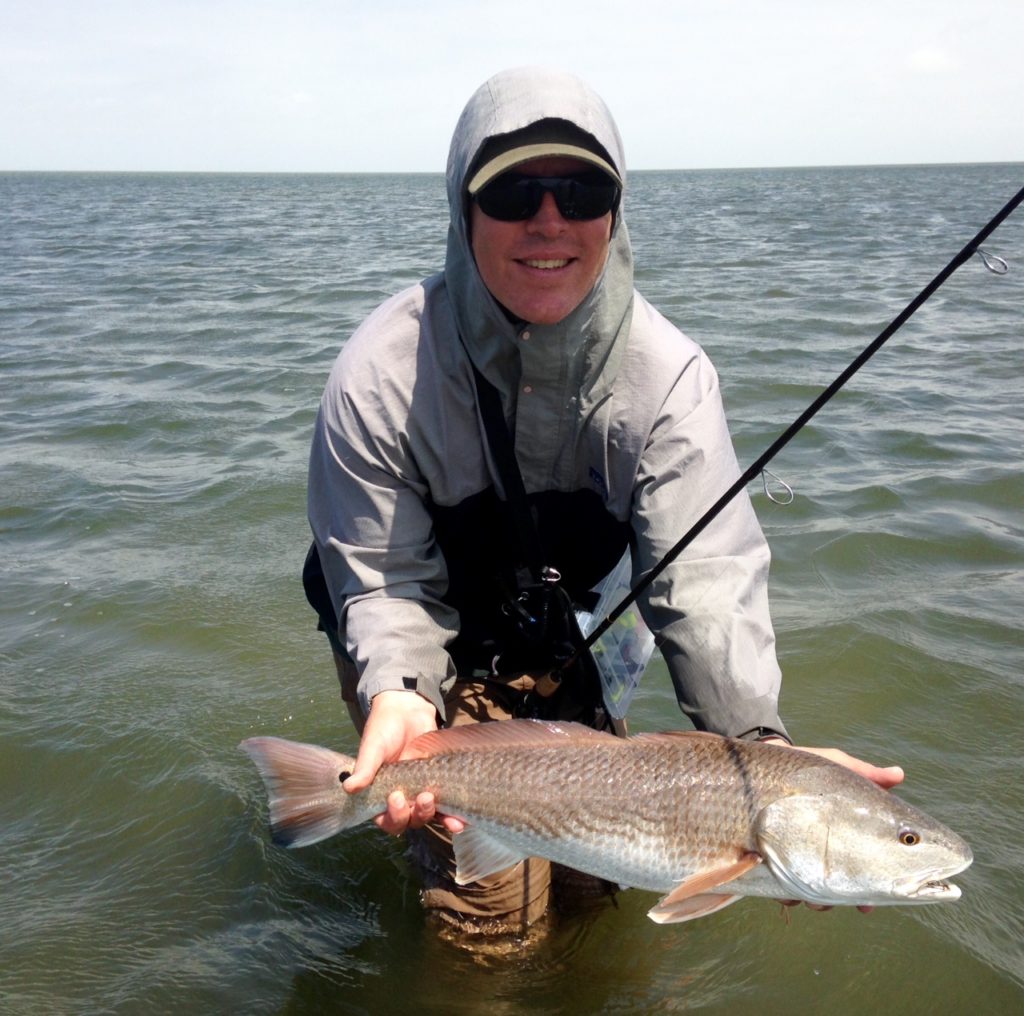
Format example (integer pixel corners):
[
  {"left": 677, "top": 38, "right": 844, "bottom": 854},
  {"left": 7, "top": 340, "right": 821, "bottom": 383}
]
[{"left": 332, "top": 651, "right": 615, "bottom": 937}]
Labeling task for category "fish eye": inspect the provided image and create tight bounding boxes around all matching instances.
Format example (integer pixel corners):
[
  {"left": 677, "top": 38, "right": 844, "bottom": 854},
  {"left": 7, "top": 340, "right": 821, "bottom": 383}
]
[
  {"left": 339, "top": 770, "right": 351, "bottom": 783},
  {"left": 899, "top": 829, "right": 921, "bottom": 847}
]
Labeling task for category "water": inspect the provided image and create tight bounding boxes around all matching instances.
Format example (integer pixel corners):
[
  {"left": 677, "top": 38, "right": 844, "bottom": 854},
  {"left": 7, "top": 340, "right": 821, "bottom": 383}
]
[{"left": 1, "top": 164, "right": 1022, "bottom": 1014}]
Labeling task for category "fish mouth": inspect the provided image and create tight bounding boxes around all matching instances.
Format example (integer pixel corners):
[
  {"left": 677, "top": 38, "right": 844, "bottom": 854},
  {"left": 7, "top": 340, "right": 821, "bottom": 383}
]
[
  {"left": 908, "top": 878, "right": 962, "bottom": 901},
  {"left": 900, "top": 856, "right": 972, "bottom": 902}
]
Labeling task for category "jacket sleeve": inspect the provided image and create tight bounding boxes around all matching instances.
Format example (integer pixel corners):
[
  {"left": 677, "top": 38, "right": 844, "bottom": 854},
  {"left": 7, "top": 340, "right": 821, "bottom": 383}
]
[
  {"left": 307, "top": 303, "right": 459, "bottom": 721},
  {"left": 630, "top": 347, "right": 789, "bottom": 741}
]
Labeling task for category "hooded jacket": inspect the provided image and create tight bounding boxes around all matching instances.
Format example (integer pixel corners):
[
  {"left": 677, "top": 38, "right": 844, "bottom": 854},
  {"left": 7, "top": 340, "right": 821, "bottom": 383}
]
[{"left": 308, "top": 67, "right": 787, "bottom": 739}]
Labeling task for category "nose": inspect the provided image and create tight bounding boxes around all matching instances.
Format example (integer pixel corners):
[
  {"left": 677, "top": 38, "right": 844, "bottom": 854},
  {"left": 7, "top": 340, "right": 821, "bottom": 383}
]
[{"left": 525, "top": 190, "right": 568, "bottom": 235}]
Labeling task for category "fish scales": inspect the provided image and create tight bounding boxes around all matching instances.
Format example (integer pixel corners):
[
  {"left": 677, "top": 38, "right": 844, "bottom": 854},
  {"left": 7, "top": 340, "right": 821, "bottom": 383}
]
[
  {"left": 239, "top": 719, "right": 972, "bottom": 922},
  {"left": 346, "top": 733, "right": 851, "bottom": 890}
]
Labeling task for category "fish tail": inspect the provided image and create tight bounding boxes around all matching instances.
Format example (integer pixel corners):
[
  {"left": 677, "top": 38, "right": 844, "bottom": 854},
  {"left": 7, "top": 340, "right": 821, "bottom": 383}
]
[{"left": 239, "top": 736, "right": 362, "bottom": 848}]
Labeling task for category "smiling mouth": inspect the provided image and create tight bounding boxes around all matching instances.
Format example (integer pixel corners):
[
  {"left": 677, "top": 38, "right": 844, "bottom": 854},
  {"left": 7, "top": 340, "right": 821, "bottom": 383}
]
[{"left": 521, "top": 258, "right": 571, "bottom": 269}]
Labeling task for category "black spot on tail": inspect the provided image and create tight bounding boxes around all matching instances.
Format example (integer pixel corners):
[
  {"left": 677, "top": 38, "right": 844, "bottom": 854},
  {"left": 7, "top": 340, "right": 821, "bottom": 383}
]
[{"left": 271, "top": 829, "right": 299, "bottom": 848}]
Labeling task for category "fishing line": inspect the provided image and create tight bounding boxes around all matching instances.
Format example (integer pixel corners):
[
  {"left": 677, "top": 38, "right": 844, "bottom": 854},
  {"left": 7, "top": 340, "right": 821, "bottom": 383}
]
[{"left": 572, "top": 182, "right": 1024, "bottom": 663}]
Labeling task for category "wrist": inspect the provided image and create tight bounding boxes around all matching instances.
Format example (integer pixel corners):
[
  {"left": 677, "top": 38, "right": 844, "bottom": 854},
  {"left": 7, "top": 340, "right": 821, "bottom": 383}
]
[
  {"left": 359, "top": 674, "right": 447, "bottom": 725},
  {"left": 370, "top": 688, "right": 442, "bottom": 730}
]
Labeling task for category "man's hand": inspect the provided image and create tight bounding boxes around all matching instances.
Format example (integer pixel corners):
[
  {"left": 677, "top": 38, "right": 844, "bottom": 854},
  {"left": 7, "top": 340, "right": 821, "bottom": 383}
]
[
  {"left": 342, "top": 690, "right": 464, "bottom": 836},
  {"left": 760, "top": 737, "right": 905, "bottom": 790},
  {"left": 761, "top": 736, "right": 905, "bottom": 913}
]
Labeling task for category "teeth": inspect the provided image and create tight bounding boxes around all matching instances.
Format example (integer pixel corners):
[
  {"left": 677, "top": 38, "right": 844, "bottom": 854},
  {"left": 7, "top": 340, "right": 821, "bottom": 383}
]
[{"left": 524, "top": 259, "right": 570, "bottom": 269}]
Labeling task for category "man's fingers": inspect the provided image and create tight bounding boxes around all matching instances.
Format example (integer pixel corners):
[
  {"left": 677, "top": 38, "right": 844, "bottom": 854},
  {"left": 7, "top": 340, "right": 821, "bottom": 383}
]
[
  {"left": 370, "top": 789, "right": 465, "bottom": 837},
  {"left": 372, "top": 790, "right": 441, "bottom": 835},
  {"left": 826, "top": 751, "right": 905, "bottom": 789},
  {"left": 860, "top": 764, "right": 905, "bottom": 790},
  {"left": 779, "top": 899, "right": 874, "bottom": 915},
  {"left": 374, "top": 790, "right": 412, "bottom": 834},
  {"left": 411, "top": 792, "right": 437, "bottom": 826},
  {"left": 779, "top": 743, "right": 906, "bottom": 790}
]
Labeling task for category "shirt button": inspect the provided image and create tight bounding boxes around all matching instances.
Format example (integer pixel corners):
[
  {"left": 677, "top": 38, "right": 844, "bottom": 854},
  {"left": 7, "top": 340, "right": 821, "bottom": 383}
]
[
  {"left": 522, "top": 384, "right": 533, "bottom": 394},
  {"left": 521, "top": 330, "right": 531, "bottom": 341}
]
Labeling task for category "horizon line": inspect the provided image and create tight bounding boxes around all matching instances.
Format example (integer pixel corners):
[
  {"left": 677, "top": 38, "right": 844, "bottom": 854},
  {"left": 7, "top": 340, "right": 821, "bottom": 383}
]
[{"left": 2, "top": 159, "right": 1021, "bottom": 177}]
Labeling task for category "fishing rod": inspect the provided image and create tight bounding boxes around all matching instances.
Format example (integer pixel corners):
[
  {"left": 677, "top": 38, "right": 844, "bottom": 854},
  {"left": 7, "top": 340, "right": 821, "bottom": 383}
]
[{"left": 571, "top": 182, "right": 1024, "bottom": 664}]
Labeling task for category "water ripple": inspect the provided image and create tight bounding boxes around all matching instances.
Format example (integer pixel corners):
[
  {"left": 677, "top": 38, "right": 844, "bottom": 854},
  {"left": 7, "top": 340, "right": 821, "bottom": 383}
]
[{"left": 3, "top": 165, "right": 1023, "bottom": 1010}]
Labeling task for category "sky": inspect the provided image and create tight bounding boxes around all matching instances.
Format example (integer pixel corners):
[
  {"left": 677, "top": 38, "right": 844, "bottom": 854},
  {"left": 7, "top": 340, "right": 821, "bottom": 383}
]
[{"left": 2, "top": 0, "right": 1022, "bottom": 173}]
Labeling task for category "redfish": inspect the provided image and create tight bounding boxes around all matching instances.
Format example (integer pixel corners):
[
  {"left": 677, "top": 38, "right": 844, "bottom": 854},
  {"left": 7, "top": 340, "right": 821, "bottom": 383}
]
[{"left": 239, "top": 719, "right": 971, "bottom": 923}]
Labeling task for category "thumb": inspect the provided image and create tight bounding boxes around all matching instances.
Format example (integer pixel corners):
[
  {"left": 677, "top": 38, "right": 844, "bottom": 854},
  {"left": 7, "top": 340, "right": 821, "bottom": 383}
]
[{"left": 342, "top": 740, "right": 385, "bottom": 794}]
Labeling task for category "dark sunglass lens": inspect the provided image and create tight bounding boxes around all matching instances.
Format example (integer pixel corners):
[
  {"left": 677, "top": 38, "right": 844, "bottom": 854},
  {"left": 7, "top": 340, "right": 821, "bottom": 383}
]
[
  {"left": 475, "top": 178, "right": 543, "bottom": 221},
  {"left": 557, "top": 175, "right": 619, "bottom": 220}
]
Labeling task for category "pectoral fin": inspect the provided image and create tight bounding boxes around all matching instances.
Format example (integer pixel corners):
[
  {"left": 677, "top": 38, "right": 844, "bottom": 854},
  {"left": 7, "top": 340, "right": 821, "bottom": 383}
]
[
  {"left": 647, "top": 892, "right": 742, "bottom": 924},
  {"left": 452, "top": 826, "right": 527, "bottom": 885},
  {"left": 647, "top": 852, "right": 762, "bottom": 924}
]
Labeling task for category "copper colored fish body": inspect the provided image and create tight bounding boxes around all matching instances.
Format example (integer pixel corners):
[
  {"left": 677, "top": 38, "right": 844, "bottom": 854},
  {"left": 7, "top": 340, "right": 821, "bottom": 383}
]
[{"left": 239, "top": 720, "right": 971, "bottom": 923}]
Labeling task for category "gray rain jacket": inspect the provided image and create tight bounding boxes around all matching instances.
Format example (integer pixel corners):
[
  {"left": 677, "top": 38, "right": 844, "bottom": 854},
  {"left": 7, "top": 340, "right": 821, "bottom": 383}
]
[{"left": 308, "top": 67, "right": 787, "bottom": 739}]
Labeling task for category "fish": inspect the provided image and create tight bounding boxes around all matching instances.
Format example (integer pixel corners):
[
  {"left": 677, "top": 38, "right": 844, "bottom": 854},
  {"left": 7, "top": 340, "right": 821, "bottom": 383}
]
[{"left": 238, "top": 719, "right": 972, "bottom": 924}]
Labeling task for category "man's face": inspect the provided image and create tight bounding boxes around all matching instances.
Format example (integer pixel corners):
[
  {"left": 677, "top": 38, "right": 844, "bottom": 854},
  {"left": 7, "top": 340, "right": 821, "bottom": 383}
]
[{"left": 470, "top": 157, "right": 614, "bottom": 326}]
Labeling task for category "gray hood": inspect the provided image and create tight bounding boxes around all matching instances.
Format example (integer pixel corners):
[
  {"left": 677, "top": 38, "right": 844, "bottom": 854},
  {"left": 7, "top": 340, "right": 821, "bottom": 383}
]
[{"left": 443, "top": 67, "right": 635, "bottom": 417}]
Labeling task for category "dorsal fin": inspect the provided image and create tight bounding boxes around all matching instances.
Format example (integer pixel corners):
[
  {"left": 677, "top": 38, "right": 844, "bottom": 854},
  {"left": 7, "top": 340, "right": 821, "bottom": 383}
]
[
  {"left": 407, "top": 718, "right": 620, "bottom": 758},
  {"left": 633, "top": 730, "right": 725, "bottom": 746}
]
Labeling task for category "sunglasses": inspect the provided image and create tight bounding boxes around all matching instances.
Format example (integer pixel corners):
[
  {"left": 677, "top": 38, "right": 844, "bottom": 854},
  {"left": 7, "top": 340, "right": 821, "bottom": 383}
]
[{"left": 474, "top": 170, "right": 621, "bottom": 222}]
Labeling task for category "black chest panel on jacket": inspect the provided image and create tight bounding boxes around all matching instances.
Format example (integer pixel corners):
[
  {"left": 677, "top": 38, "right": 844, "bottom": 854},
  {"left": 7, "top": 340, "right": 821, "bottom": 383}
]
[{"left": 427, "top": 486, "right": 632, "bottom": 673}]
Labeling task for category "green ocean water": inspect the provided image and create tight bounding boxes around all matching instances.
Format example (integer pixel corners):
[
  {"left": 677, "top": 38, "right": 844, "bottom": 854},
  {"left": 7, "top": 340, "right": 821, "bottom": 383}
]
[{"left": 1, "top": 164, "right": 1022, "bottom": 1014}]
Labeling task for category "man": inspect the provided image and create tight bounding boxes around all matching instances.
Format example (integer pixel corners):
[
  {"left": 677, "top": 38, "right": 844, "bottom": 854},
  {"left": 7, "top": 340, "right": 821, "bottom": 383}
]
[{"left": 304, "top": 67, "right": 902, "bottom": 935}]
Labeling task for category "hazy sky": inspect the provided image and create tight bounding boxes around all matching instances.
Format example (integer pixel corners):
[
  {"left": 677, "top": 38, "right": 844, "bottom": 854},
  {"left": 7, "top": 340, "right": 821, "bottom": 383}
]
[{"left": 3, "top": 0, "right": 1022, "bottom": 172}]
